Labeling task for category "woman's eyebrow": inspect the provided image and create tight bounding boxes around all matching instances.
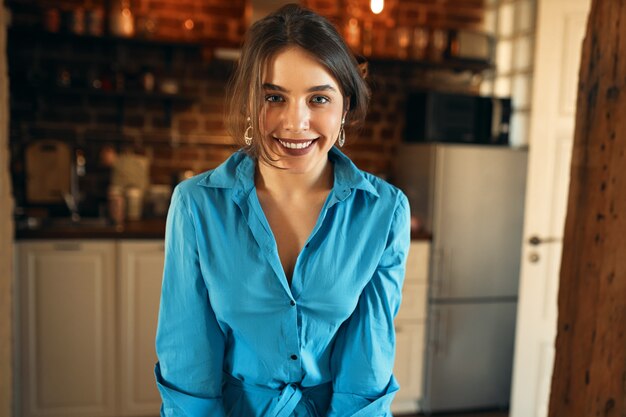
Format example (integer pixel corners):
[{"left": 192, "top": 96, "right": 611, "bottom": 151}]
[
  {"left": 262, "top": 83, "right": 338, "bottom": 93},
  {"left": 307, "top": 84, "right": 337, "bottom": 93}
]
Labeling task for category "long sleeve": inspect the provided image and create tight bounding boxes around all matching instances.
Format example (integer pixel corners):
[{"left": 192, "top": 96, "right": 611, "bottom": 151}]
[
  {"left": 155, "top": 187, "right": 227, "bottom": 417},
  {"left": 327, "top": 194, "right": 411, "bottom": 417}
]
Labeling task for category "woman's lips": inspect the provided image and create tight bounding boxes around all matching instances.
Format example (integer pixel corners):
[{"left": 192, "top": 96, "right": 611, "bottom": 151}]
[{"left": 273, "top": 137, "right": 319, "bottom": 156}]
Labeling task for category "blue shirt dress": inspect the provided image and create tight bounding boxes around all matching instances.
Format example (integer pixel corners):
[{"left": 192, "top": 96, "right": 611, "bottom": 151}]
[{"left": 155, "top": 147, "right": 411, "bottom": 417}]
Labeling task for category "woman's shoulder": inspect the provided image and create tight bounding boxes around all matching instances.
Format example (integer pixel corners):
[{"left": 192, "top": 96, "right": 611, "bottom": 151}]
[
  {"left": 331, "top": 148, "right": 407, "bottom": 209},
  {"left": 358, "top": 170, "right": 409, "bottom": 210},
  {"left": 172, "top": 150, "right": 247, "bottom": 199}
]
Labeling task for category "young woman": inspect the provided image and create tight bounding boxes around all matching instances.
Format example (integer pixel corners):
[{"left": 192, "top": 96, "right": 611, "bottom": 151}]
[{"left": 154, "top": 4, "right": 410, "bottom": 417}]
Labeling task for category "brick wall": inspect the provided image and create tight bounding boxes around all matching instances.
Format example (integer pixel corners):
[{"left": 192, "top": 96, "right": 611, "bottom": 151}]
[
  {"left": 304, "top": 0, "right": 484, "bottom": 58},
  {"left": 7, "top": 0, "right": 486, "bottom": 217},
  {"left": 8, "top": 0, "right": 244, "bottom": 216},
  {"left": 304, "top": 0, "right": 486, "bottom": 176},
  {"left": 304, "top": 0, "right": 484, "bottom": 28},
  {"left": 11, "top": 0, "right": 246, "bottom": 44}
]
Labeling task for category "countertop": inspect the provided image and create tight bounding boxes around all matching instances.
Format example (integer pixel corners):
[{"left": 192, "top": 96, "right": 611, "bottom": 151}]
[
  {"left": 15, "top": 218, "right": 432, "bottom": 241},
  {"left": 15, "top": 218, "right": 167, "bottom": 240}
]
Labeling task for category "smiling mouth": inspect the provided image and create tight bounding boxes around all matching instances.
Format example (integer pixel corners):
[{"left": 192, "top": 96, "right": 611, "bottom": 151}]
[{"left": 274, "top": 137, "right": 318, "bottom": 150}]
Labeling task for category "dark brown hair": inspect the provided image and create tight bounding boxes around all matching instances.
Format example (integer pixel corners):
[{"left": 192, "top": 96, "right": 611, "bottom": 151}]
[{"left": 224, "top": 3, "right": 370, "bottom": 163}]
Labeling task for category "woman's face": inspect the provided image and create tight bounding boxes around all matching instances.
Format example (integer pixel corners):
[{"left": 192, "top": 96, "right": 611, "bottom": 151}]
[{"left": 259, "top": 46, "right": 346, "bottom": 174}]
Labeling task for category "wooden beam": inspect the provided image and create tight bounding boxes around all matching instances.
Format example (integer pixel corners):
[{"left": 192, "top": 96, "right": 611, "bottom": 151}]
[{"left": 549, "top": 0, "right": 626, "bottom": 416}]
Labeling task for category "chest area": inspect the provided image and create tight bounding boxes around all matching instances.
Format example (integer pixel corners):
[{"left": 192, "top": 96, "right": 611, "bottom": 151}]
[
  {"left": 257, "top": 192, "right": 328, "bottom": 283},
  {"left": 194, "top": 189, "right": 389, "bottom": 322}
]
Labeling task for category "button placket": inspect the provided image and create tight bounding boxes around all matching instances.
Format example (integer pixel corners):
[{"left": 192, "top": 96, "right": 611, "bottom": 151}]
[{"left": 284, "top": 298, "right": 301, "bottom": 381}]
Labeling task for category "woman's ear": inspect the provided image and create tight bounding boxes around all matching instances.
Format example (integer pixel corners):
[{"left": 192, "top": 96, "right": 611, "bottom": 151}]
[{"left": 343, "top": 96, "right": 351, "bottom": 118}]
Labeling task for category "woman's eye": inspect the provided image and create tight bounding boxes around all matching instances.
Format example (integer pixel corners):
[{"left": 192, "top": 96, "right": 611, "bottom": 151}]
[
  {"left": 265, "top": 94, "right": 284, "bottom": 103},
  {"left": 311, "top": 96, "right": 330, "bottom": 104}
]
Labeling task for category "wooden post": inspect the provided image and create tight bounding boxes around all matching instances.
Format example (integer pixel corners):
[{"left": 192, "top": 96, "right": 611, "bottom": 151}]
[{"left": 548, "top": 0, "right": 626, "bottom": 416}]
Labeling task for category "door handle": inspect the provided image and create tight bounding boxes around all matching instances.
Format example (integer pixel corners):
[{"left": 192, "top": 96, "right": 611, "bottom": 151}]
[
  {"left": 528, "top": 235, "right": 562, "bottom": 246},
  {"left": 432, "top": 310, "right": 448, "bottom": 357}
]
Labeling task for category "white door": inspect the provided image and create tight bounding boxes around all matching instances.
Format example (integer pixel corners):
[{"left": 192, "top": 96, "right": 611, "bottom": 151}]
[{"left": 510, "top": 1, "right": 590, "bottom": 416}]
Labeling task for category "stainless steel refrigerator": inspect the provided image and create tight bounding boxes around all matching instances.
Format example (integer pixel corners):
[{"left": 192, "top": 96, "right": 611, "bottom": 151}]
[{"left": 392, "top": 143, "right": 528, "bottom": 413}]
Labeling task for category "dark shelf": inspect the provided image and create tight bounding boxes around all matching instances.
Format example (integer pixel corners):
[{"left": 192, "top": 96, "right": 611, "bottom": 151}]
[
  {"left": 42, "top": 86, "right": 198, "bottom": 102},
  {"left": 366, "top": 56, "right": 495, "bottom": 73},
  {"left": 8, "top": 26, "right": 207, "bottom": 50}
]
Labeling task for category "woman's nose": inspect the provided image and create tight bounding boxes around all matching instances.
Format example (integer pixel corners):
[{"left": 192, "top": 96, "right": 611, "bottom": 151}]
[{"left": 283, "top": 102, "right": 310, "bottom": 132}]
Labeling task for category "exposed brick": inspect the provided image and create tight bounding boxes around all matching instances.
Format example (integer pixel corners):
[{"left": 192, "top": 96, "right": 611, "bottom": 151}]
[
  {"left": 172, "top": 101, "right": 196, "bottom": 112},
  {"left": 174, "top": 147, "right": 202, "bottom": 160},
  {"left": 194, "top": 135, "right": 234, "bottom": 145},
  {"left": 9, "top": 0, "right": 484, "bottom": 200},
  {"left": 86, "top": 95, "right": 119, "bottom": 109},
  {"left": 201, "top": 5, "right": 244, "bottom": 19},
  {"left": 151, "top": 157, "right": 197, "bottom": 170},
  {"left": 199, "top": 103, "right": 223, "bottom": 114},
  {"left": 150, "top": 116, "right": 170, "bottom": 129},
  {"left": 151, "top": 147, "right": 174, "bottom": 160},
  {"left": 367, "top": 111, "right": 382, "bottom": 123},
  {"left": 141, "top": 131, "right": 174, "bottom": 143},
  {"left": 204, "top": 21, "right": 231, "bottom": 37},
  {"left": 124, "top": 114, "right": 147, "bottom": 128},
  {"left": 203, "top": 120, "right": 225, "bottom": 132},
  {"left": 144, "top": 100, "right": 166, "bottom": 112},
  {"left": 39, "top": 108, "right": 91, "bottom": 124},
  {"left": 150, "top": 166, "right": 177, "bottom": 185},
  {"left": 28, "top": 126, "right": 78, "bottom": 141},
  {"left": 95, "top": 113, "right": 119, "bottom": 125},
  {"left": 178, "top": 118, "right": 200, "bottom": 133},
  {"left": 380, "top": 128, "right": 395, "bottom": 138}
]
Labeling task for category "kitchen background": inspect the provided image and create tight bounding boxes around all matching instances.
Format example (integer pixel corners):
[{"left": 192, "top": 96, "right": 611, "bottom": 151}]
[
  {"left": 6, "top": 0, "right": 534, "bottom": 222},
  {"left": 1, "top": 0, "right": 542, "bottom": 416}
]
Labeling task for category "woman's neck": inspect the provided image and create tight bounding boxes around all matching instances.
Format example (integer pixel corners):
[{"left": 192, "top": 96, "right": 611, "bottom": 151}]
[{"left": 255, "top": 157, "right": 333, "bottom": 199}]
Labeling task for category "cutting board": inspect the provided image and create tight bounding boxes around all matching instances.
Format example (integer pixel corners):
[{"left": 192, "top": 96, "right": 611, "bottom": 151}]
[{"left": 25, "top": 140, "right": 72, "bottom": 203}]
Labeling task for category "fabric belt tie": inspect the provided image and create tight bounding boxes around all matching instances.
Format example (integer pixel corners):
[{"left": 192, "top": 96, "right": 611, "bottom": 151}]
[{"left": 223, "top": 372, "right": 330, "bottom": 417}]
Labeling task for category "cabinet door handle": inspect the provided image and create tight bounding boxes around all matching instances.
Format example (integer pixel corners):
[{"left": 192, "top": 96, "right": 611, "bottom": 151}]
[
  {"left": 53, "top": 242, "right": 82, "bottom": 251},
  {"left": 528, "top": 235, "right": 561, "bottom": 246}
]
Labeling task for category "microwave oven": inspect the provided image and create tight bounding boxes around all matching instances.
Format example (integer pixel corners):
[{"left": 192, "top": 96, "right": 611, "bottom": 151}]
[{"left": 404, "top": 91, "right": 511, "bottom": 145}]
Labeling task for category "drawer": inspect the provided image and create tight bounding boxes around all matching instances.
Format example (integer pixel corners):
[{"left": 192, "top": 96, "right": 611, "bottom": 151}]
[
  {"left": 405, "top": 241, "right": 430, "bottom": 282},
  {"left": 397, "top": 281, "right": 428, "bottom": 321}
]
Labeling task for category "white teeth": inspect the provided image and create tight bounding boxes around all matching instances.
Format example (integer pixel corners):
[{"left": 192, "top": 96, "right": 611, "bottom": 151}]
[{"left": 278, "top": 139, "right": 314, "bottom": 149}]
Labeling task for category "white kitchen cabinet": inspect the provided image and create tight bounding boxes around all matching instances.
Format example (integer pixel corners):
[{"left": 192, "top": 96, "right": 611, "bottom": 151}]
[
  {"left": 392, "top": 240, "right": 430, "bottom": 414},
  {"left": 16, "top": 238, "right": 428, "bottom": 416},
  {"left": 16, "top": 240, "right": 164, "bottom": 417},
  {"left": 16, "top": 241, "right": 117, "bottom": 417},
  {"left": 118, "top": 241, "right": 164, "bottom": 416},
  {"left": 395, "top": 322, "right": 426, "bottom": 399}
]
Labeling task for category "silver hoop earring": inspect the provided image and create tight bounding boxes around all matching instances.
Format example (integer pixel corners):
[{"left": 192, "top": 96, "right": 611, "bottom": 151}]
[
  {"left": 337, "top": 118, "right": 346, "bottom": 148},
  {"left": 244, "top": 117, "right": 253, "bottom": 146}
]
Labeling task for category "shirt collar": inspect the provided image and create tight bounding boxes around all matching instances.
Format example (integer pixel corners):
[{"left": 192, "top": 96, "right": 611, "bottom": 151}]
[{"left": 197, "top": 147, "right": 379, "bottom": 199}]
